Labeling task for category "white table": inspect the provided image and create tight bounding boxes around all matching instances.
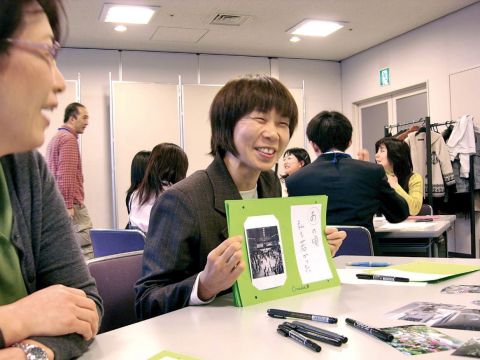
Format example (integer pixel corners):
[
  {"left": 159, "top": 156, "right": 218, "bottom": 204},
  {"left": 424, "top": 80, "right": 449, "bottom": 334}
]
[
  {"left": 374, "top": 215, "right": 456, "bottom": 257},
  {"left": 80, "top": 256, "right": 480, "bottom": 360},
  {"left": 374, "top": 215, "right": 456, "bottom": 238}
]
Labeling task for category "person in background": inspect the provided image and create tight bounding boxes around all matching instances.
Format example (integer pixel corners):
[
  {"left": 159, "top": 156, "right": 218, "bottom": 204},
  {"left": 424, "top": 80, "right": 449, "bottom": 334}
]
[
  {"left": 280, "top": 147, "right": 311, "bottom": 196},
  {"left": 0, "top": 1, "right": 102, "bottom": 359},
  {"left": 375, "top": 137, "right": 423, "bottom": 215},
  {"left": 128, "top": 143, "right": 188, "bottom": 233},
  {"left": 286, "top": 110, "right": 409, "bottom": 237},
  {"left": 46, "top": 102, "right": 93, "bottom": 260},
  {"left": 126, "top": 150, "right": 151, "bottom": 215},
  {"left": 135, "top": 75, "right": 346, "bottom": 319}
]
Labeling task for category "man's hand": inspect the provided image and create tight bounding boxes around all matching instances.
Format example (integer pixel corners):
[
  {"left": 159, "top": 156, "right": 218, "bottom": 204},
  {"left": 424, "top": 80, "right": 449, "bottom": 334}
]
[
  {"left": 6, "top": 285, "right": 99, "bottom": 343},
  {"left": 357, "top": 149, "right": 370, "bottom": 161},
  {"left": 198, "top": 236, "right": 245, "bottom": 301},
  {"left": 67, "top": 208, "right": 74, "bottom": 218},
  {"left": 325, "top": 226, "right": 346, "bottom": 257},
  {"left": 387, "top": 174, "right": 399, "bottom": 189}
]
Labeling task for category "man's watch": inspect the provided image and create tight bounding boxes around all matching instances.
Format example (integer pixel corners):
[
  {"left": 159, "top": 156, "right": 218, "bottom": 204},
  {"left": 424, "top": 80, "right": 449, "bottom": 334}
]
[{"left": 13, "top": 343, "right": 48, "bottom": 360}]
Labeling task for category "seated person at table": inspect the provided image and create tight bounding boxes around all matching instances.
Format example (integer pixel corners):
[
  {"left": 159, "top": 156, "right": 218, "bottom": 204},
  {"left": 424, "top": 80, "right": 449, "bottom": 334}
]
[
  {"left": 286, "top": 111, "right": 408, "bottom": 237},
  {"left": 280, "top": 147, "right": 311, "bottom": 197},
  {"left": 126, "top": 150, "right": 151, "bottom": 215},
  {"left": 375, "top": 137, "right": 423, "bottom": 215},
  {"left": 128, "top": 143, "right": 188, "bottom": 233},
  {"left": 135, "top": 75, "right": 346, "bottom": 318},
  {"left": 0, "top": 1, "right": 102, "bottom": 359}
]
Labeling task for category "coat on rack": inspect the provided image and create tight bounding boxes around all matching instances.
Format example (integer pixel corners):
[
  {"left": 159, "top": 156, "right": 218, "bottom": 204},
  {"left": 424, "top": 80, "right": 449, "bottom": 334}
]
[
  {"left": 447, "top": 114, "right": 476, "bottom": 177},
  {"left": 405, "top": 131, "right": 455, "bottom": 197}
]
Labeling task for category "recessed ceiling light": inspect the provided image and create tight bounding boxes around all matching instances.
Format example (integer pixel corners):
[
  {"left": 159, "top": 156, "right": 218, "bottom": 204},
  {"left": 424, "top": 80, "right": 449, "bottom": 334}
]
[
  {"left": 101, "top": 4, "right": 156, "bottom": 24},
  {"left": 287, "top": 19, "right": 344, "bottom": 37},
  {"left": 289, "top": 36, "right": 301, "bottom": 43},
  {"left": 114, "top": 25, "right": 127, "bottom": 32}
]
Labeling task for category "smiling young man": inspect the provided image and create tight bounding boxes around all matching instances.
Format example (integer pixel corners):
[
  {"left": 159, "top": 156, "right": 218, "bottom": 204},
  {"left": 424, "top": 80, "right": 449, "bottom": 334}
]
[
  {"left": 46, "top": 102, "right": 93, "bottom": 260},
  {"left": 135, "top": 75, "right": 346, "bottom": 318}
]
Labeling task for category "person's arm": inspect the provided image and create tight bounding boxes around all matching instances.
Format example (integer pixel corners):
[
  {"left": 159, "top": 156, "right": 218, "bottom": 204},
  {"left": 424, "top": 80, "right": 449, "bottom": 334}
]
[
  {"left": 377, "top": 167, "right": 409, "bottom": 223},
  {"left": 135, "top": 188, "right": 245, "bottom": 319},
  {"left": 55, "top": 137, "right": 79, "bottom": 210},
  {"left": 392, "top": 173, "right": 423, "bottom": 215},
  {"left": 20, "top": 152, "right": 102, "bottom": 359},
  {"left": 135, "top": 188, "right": 203, "bottom": 319}
]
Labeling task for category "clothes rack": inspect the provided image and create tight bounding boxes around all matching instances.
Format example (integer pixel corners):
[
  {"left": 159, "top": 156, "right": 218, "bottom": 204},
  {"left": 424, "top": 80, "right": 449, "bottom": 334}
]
[{"left": 385, "top": 117, "right": 476, "bottom": 258}]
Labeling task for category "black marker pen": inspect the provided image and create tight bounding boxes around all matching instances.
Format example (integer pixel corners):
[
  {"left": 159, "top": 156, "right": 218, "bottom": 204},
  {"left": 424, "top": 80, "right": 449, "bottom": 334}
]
[
  {"left": 345, "top": 318, "right": 394, "bottom": 342},
  {"left": 277, "top": 325, "right": 322, "bottom": 352},
  {"left": 292, "top": 321, "right": 348, "bottom": 343},
  {"left": 268, "top": 308, "right": 338, "bottom": 324},
  {"left": 356, "top": 274, "right": 409, "bottom": 282}
]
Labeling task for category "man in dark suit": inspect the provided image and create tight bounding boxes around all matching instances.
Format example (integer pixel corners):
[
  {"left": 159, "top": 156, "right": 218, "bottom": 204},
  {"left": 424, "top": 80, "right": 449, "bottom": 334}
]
[{"left": 286, "top": 111, "right": 408, "bottom": 237}]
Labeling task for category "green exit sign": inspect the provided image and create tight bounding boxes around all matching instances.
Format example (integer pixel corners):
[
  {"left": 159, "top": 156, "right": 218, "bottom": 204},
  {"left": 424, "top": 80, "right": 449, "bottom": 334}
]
[{"left": 380, "top": 68, "right": 390, "bottom": 86}]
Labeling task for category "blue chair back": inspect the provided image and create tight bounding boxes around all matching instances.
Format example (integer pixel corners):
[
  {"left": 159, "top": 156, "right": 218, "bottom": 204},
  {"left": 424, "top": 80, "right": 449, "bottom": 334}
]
[
  {"left": 87, "top": 250, "right": 143, "bottom": 333},
  {"left": 91, "top": 229, "right": 145, "bottom": 258},
  {"left": 334, "top": 226, "right": 374, "bottom": 256},
  {"left": 418, "top": 204, "right": 433, "bottom": 215}
]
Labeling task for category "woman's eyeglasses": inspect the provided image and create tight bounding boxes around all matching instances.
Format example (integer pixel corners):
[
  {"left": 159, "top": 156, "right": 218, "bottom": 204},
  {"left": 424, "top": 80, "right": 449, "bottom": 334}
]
[{"left": 5, "top": 38, "right": 61, "bottom": 59}]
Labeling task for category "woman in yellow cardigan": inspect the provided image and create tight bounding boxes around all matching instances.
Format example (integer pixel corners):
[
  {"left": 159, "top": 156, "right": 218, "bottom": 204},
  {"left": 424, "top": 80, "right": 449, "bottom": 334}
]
[{"left": 375, "top": 137, "right": 424, "bottom": 215}]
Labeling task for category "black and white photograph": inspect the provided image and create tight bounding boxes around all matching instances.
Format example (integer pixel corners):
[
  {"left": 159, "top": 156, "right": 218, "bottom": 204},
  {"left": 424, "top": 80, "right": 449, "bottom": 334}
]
[
  {"left": 442, "top": 285, "right": 480, "bottom": 294},
  {"left": 388, "top": 302, "right": 480, "bottom": 331},
  {"left": 246, "top": 225, "right": 285, "bottom": 279},
  {"left": 452, "top": 337, "right": 480, "bottom": 358}
]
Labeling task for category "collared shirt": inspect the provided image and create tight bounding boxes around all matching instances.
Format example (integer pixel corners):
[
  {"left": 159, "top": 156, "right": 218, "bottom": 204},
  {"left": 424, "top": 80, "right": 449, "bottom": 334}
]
[{"left": 46, "top": 127, "right": 84, "bottom": 208}]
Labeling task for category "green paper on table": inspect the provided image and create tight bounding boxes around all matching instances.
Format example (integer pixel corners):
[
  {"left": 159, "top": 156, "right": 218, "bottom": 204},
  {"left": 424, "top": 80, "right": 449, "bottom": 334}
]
[
  {"left": 148, "top": 350, "right": 201, "bottom": 360},
  {"left": 364, "top": 261, "right": 480, "bottom": 282},
  {"left": 226, "top": 195, "right": 339, "bottom": 307}
]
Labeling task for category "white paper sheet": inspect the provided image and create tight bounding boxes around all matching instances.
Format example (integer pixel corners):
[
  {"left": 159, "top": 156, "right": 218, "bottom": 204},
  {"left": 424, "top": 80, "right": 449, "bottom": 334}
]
[{"left": 291, "top": 204, "right": 332, "bottom": 284}]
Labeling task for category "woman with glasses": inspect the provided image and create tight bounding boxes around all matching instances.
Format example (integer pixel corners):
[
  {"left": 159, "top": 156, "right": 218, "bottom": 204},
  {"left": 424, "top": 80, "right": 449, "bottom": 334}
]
[{"left": 0, "top": 1, "right": 101, "bottom": 359}]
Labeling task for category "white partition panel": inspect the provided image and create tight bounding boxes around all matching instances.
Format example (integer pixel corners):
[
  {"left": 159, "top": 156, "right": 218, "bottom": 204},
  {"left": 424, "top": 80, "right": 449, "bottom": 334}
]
[
  {"left": 450, "top": 65, "right": 480, "bottom": 124},
  {"left": 276, "top": 88, "right": 305, "bottom": 177},
  {"left": 112, "top": 82, "right": 179, "bottom": 228},
  {"left": 182, "top": 85, "right": 222, "bottom": 175},
  {"left": 38, "top": 80, "right": 78, "bottom": 156}
]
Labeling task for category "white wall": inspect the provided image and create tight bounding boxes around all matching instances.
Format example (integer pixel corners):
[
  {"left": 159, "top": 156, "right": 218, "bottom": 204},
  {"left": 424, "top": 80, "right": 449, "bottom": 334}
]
[
  {"left": 56, "top": 50, "right": 341, "bottom": 228},
  {"left": 341, "top": 2, "right": 480, "bottom": 154}
]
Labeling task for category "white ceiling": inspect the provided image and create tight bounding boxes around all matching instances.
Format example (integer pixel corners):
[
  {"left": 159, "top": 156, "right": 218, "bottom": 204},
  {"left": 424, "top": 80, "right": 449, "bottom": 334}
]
[{"left": 64, "top": 0, "right": 479, "bottom": 61}]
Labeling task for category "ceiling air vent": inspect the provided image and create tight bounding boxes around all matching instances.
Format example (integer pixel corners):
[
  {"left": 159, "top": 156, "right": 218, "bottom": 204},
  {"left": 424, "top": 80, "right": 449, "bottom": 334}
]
[{"left": 210, "top": 14, "right": 250, "bottom": 26}]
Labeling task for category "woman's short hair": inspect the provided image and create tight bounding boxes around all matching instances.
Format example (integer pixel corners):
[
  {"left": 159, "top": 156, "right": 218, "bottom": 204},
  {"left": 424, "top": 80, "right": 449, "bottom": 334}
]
[
  {"left": 137, "top": 143, "right": 188, "bottom": 206},
  {"left": 375, "top": 137, "right": 413, "bottom": 191},
  {"left": 283, "top": 147, "right": 311, "bottom": 166},
  {"left": 209, "top": 74, "right": 298, "bottom": 156},
  {"left": 0, "top": 0, "right": 65, "bottom": 54}
]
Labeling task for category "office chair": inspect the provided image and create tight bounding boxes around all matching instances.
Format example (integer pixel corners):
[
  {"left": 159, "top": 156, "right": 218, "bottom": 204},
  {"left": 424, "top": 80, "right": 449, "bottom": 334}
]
[
  {"left": 418, "top": 204, "right": 433, "bottom": 216},
  {"left": 334, "top": 226, "right": 374, "bottom": 256},
  {"left": 90, "top": 229, "right": 145, "bottom": 258},
  {"left": 87, "top": 250, "right": 143, "bottom": 333}
]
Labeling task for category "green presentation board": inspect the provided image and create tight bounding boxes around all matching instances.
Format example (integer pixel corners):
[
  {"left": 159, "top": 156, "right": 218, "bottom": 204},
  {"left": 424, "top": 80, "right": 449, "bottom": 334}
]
[{"left": 226, "top": 195, "right": 340, "bottom": 307}]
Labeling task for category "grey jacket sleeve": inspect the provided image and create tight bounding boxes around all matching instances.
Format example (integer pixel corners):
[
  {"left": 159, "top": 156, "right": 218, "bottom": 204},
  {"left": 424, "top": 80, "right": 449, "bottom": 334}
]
[
  {"left": 376, "top": 166, "right": 409, "bottom": 223},
  {"left": 135, "top": 188, "right": 200, "bottom": 319},
  {"left": 12, "top": 152, "right": 103, "bottom": 360}
]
